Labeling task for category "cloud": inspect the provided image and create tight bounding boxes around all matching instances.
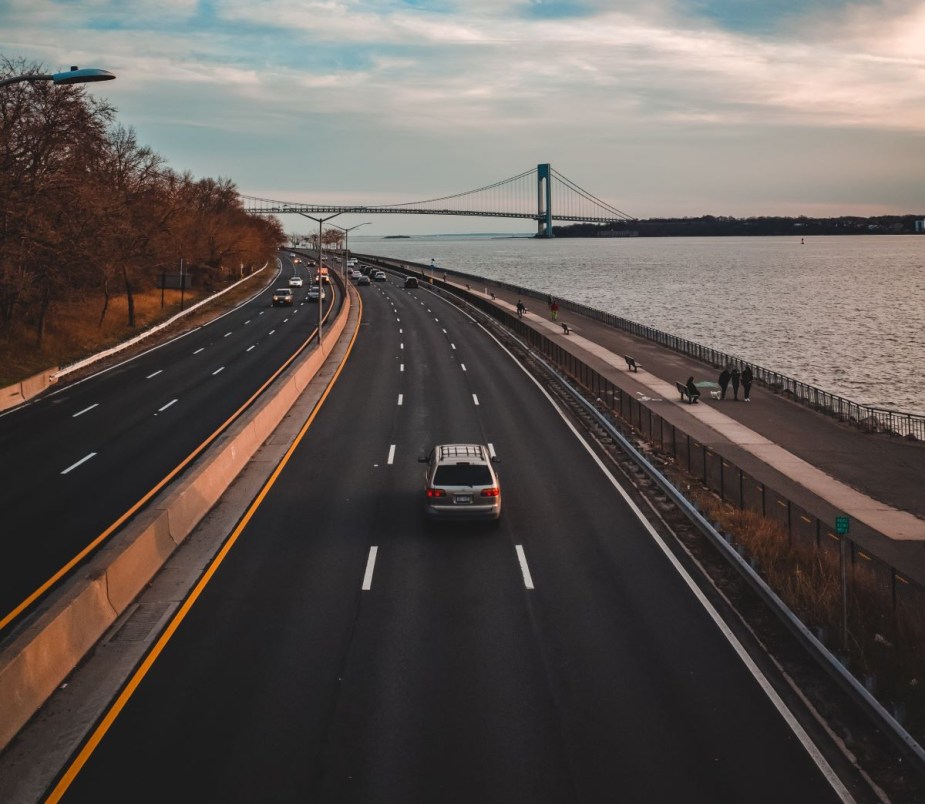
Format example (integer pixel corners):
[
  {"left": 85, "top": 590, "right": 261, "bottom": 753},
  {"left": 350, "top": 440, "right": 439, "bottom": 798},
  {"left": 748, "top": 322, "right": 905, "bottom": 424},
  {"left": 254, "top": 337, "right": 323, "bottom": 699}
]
[{"left": 2, "top": 0, "right": 924, "bottom": 228}]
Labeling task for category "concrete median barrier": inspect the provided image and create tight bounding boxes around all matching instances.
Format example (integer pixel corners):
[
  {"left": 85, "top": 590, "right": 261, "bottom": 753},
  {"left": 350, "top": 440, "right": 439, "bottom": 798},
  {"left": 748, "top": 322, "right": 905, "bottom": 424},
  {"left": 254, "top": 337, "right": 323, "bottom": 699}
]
[{"left": 0, "top": 293, "right": 352, "bottom": 751}]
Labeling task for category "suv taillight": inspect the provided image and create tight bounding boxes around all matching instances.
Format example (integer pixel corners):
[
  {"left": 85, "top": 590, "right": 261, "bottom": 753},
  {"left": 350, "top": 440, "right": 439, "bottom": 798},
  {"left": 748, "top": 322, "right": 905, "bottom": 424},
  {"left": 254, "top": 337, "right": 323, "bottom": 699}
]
[
  {"left": 480, "top": 487, "right": 500, "bottom": 498},
  {"left": 427, "top": 488, "right": 446, "bottom": 498}
]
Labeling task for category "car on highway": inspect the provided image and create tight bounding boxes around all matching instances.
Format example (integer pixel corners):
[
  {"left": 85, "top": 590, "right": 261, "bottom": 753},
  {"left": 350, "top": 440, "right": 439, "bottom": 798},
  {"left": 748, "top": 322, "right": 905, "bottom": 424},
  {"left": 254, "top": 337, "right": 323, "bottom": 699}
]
[
  {"left": 307, "top": 284, "right": 326, "bottom": 302},
  {"left": 419, "top": 443, "right": 501, "bottom": 523},
  {"left": 272, "top": 288, "right": 294, "bottom": 306},
  {"left": 288, "top": 275, "right": 303, "bottom": 287},
  {"left": 357, "top": 275, "right": 370, "bottom": 286},
  {"left": 404, "top": 276, "right": 419, "bottom": 289},
  {"left": 373, "top": 271, "right": 387, "bottom": 282},
  {"left": 350, "top": 269, "right": 363, "bottom": 280}
]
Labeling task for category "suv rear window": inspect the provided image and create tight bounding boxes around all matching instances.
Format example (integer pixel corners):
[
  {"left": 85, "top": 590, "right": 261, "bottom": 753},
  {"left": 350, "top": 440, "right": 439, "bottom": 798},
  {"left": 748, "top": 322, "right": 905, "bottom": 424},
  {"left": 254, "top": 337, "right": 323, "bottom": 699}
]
[{"left": 433, "top": 465, "right": 493, "bottom": 486}]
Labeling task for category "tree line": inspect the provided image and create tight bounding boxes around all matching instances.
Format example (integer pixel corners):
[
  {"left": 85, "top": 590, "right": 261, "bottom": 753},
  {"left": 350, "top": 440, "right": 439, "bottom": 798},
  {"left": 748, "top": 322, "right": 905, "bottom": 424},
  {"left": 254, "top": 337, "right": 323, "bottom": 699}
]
[
  {"left": 553, "top": 214, "right": 925, "bottom": 238},
  {"left": 1, "top": 56, "right": 285, "bottom": 346}
]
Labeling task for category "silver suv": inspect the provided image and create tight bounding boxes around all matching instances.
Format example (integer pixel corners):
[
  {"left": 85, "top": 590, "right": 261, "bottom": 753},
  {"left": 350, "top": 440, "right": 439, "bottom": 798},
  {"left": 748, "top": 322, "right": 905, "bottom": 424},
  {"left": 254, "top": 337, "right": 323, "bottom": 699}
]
[{"left": 419, "top": 444, "right": 501, "bottom": 523}]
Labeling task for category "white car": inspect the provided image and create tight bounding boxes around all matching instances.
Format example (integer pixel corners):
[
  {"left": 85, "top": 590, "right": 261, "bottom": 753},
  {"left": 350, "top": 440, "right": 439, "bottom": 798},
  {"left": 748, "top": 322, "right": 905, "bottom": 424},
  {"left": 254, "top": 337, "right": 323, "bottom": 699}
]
[
  {"left": 307, "top": 284, "right": 326, "bottom": 302},
  {"left": 288, "top": 275, "right": 303, "bottom": 287},
  {"left": 350, "top": 269, "right": 363, "bottom": 280}
]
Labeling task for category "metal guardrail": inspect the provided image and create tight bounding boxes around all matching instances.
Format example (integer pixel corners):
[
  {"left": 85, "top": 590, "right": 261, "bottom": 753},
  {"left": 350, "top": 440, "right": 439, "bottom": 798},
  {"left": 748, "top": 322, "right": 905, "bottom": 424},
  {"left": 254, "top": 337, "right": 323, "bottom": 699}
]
[{"left": 370, "top": 257, "right": 924, "bottom": 441}]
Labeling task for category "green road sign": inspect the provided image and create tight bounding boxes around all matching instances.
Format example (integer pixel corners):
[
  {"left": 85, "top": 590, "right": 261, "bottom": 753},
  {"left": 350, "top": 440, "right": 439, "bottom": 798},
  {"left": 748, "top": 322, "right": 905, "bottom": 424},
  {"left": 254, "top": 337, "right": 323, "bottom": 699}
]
[{"left": 835, "top": 515, "right": 850, "bottom": 535}]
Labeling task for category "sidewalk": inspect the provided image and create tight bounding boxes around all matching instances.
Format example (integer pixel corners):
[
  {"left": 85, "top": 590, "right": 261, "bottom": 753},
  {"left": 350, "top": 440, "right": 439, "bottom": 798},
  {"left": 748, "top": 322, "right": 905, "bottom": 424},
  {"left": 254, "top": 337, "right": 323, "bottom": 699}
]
[{"left": 458, "top": 281, "right": 925, "bottom": 586}]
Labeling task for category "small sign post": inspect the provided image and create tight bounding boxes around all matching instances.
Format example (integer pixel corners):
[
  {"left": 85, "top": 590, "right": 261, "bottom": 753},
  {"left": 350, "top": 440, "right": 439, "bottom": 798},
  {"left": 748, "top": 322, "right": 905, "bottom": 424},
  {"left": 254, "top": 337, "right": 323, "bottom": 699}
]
[{"left": 836, "top": 515, "right": 850, "bottom": 652}]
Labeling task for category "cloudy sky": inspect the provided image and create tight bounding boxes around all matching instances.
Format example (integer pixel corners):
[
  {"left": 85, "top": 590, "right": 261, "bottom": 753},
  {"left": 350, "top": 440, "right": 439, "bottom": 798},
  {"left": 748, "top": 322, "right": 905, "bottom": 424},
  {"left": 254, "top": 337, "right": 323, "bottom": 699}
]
[{"left": 3, "top": 0, "right": 924, "bottom": 236}]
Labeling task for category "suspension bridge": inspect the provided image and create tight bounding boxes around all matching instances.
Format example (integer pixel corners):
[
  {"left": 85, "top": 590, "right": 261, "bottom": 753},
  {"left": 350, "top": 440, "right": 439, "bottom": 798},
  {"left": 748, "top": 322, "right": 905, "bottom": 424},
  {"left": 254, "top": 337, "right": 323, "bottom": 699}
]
[{"left": 241, "top": 163, "right": 634, "bottom": 238}]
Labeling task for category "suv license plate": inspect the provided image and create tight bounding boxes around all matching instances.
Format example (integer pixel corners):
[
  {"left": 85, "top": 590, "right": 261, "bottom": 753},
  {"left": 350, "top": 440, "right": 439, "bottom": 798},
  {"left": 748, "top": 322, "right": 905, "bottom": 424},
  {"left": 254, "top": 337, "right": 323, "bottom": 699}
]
[{"left": 454, "top": 495, "right": 472, "bottom": 504}]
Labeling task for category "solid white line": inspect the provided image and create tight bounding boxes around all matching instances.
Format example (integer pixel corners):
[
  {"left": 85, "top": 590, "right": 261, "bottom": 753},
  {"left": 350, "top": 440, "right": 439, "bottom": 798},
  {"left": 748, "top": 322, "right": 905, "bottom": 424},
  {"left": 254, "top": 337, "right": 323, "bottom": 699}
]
[
  {"left": 145, "top": 370, "right": 163, "bottom": 379},
  {"left": 212, "top": 367, "right": 225, "bottom": 375},
  {"left": 388, "top": 444, "right": 396, "bottom": 464},
  {"left": 485, "top": 329, "right": 852, "bottom": 802},
  {"left": 472, "top": 394, "right": 479, "bottom": 406},
  {"left": 362, "top": 546, "right": 378, "bottom": 590},
  {"left": 158, "top": 399, "right": 178, "bottom": 412},
  {"left": 61, "top": 452, "right": 97, "bottom": 475},
  {"left": 515, "top": 545, "right": 534, "bottom": 589},
  {"left": 397, "top": 394, "right": 403, "bottom": 406},
  {"left": 73, "top": 404, "right": 99, "bottom": 417}
]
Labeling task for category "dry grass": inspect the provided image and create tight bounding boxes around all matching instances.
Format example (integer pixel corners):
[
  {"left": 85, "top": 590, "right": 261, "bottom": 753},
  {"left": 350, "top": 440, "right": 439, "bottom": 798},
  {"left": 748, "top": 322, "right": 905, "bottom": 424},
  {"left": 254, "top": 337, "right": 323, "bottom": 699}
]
[
  {"left": 0, "top": 273, "right": 272, "bottom": 387},
  {"left": 678, "top": 475, "right": 925, "bottom": 735}
]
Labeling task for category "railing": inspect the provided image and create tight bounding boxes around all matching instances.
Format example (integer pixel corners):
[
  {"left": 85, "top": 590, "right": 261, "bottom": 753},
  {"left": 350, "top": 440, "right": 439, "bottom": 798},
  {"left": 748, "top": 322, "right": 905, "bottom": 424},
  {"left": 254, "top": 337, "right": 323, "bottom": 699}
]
[{"left": 381, "top": 259, "right": 923, "bottom": 441}]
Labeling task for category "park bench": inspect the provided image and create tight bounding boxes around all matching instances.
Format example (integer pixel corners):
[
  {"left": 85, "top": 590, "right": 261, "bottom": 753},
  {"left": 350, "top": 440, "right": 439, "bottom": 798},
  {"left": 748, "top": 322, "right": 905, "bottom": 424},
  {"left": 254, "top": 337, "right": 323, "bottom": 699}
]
[
  {"left": 624, "top": 355, "right": 641, "bottom": 372},
  {"left": 676, "top": 381, "right": 699, "bottom": 404}
]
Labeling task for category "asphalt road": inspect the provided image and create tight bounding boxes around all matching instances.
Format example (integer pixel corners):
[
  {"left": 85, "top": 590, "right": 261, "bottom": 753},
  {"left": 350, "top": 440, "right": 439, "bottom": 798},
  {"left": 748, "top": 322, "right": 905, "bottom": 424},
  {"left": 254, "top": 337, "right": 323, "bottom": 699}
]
[
  {"left": 0, "top": 255, "right": 335, "bottom": 635},
  {"left": 42, "top": 276, "right": 856, "bottom": 803}
]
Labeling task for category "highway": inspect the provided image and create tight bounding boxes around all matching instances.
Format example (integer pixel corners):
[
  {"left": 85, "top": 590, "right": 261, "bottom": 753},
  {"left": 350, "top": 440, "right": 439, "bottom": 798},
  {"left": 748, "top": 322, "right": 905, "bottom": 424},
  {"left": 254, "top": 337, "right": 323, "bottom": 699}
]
[
  {"left": 39, "top": 273, "right": 861, "bottom": 802},
  {"left": 0, "top": 253, "right": 334, "bottom": 635}
]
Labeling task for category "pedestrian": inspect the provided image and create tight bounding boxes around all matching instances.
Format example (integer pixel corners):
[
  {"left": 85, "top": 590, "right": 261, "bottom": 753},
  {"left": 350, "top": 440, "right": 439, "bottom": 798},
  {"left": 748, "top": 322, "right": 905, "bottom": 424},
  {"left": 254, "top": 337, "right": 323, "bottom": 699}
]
[
  {"left": 741, "top": 365, "right": 753, "bottom": 402},
  {"left": 718, "top": 367, "right": 731, "bottom": 399},
  {"left": 686, "top": 376, "right": 701, "bottom": 403},
  {"left": 547, "top": 293, "right": 553, "bottom": 309},
  {"left": 550, "top": 300, "right": 559, "bottom": 321},
  {"left": 731, "top": 367, "right": 741, "bottom": 400},
  {"left": 516, "top": 299, "right": 526, "bottom": 318}
]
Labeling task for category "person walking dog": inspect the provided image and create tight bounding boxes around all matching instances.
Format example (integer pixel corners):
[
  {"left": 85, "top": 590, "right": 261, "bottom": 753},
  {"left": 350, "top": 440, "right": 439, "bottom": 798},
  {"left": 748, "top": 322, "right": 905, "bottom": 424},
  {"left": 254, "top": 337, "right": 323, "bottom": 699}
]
[{"left": 718, "top": 367, "right": 731, "bottom": 399}]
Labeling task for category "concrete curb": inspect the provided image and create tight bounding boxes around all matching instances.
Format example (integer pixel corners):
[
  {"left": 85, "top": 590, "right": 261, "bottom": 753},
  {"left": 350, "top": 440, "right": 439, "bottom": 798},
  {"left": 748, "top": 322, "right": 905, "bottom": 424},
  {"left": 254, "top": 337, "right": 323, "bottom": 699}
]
[
  {"left": 0, "top": 370, "right": 57, "bottom": 413},
  {"left": 0, "top": 291, "right": 351, "bottom": 752}
]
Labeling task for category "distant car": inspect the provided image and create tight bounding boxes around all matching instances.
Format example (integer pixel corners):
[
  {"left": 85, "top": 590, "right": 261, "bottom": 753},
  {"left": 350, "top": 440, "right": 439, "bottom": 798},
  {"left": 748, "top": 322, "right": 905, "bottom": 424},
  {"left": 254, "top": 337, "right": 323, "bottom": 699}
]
[
  {"left": 272, "top": 288, "right": 294, "bottom": 306},
  {"left": 347, "top": 258, "right": 358, "bottom": 267},
  {"left": 374, "top": 271, "right": 387, "bottom": 282},
  {"left": 404, "top": 276, "right": 419, "bottom": 289},
  {"left": 419, "top": 444, "right": 501, "bottom": 523},
  {"left": 350, "top": 269, "right": 363, "bottom": 280},
  {"left": 356, "top": 274, "right": 370, "bottom": 286},
  {"left": 288, "top": 275, "right": 303, "bottom": 287},
  {"left": 307, "top": 284, "right": 326, "bottom": 302}
]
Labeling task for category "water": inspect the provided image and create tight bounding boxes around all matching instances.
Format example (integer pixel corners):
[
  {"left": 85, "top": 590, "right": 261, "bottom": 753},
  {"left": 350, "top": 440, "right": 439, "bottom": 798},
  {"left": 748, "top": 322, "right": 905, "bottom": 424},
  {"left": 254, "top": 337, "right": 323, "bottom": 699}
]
[{"left": 354, "top": 234, "right": 925, "bottom": 415}]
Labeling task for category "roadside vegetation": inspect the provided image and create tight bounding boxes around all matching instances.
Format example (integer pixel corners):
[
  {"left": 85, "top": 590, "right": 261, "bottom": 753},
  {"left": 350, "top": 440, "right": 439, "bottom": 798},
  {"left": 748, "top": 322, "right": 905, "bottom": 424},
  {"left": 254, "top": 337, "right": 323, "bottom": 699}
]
[
  {"left": 1, "top": 55, "right": 285, "bottom": 384},
  {"left": 672, "top": 470, "right": 925, "bottom": 741}
]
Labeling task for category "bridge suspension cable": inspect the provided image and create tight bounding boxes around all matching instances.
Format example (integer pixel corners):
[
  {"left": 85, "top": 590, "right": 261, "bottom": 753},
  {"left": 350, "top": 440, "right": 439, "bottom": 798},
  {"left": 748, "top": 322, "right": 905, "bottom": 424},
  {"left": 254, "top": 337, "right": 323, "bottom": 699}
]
[{"left": 240, "top": 163, "right": 635, "bottom": 236}]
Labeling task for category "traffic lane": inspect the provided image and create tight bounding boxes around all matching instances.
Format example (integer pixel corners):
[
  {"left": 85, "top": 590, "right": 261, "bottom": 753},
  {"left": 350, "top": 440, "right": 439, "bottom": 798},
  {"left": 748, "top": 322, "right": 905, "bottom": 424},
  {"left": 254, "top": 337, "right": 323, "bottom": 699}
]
[
  {"left": 0, "top": 287, "right": 338, "bottom": 631},
  {"left": 455, "top": 322, "right": 844, "bottom": 801},
  {"left": 292, "top": 289, "right": 834, "bottom": 802}
]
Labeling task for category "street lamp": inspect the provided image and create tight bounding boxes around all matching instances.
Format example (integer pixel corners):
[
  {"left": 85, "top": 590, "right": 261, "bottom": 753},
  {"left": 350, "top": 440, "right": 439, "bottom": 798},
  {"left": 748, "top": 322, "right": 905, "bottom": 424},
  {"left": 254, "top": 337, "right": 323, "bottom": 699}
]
[
  {"left": 331, "top": 222, "right": 371, "bottom": 279},
  {"left": 298, "top": 212, "right": 344, "bottom": 344},
  {"left": 0, "top": 66, "right": 116, "bottom": 88}
]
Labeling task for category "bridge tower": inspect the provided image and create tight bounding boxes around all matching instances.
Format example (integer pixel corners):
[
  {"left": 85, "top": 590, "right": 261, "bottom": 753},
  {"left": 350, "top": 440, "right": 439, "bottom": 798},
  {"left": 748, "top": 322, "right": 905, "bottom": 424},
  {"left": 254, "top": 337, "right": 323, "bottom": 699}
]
[{"left": 536, "top": 163, "right": 554, "bottom": 238}]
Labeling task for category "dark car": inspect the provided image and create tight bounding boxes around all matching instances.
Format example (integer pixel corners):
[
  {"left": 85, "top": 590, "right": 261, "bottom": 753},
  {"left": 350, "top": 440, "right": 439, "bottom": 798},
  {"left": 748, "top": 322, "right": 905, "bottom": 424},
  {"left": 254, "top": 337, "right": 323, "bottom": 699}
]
[
  {"left": 404, "top": 276, "right": 419, "bottom": 289},
  {"left": 357, "top": 274, "right": 370, "bottom": 286},
  {"left": 272, "top": 288, "right": 294, "bottom": 306}
]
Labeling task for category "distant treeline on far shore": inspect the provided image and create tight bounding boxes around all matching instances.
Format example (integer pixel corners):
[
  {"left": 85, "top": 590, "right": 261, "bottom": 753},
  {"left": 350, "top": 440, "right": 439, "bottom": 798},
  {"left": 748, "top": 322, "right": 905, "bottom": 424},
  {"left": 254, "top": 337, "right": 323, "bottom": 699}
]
[{"left": 552, "top": 214, "right": 925, "bottom": 238}]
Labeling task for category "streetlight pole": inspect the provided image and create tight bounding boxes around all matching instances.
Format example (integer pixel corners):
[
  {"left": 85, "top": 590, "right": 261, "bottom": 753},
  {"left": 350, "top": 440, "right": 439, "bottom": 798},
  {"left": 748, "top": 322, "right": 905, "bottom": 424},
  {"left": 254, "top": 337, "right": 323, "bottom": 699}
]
[
  {"left": 0, "top": 66, "right": 116, "bottom": 88},
  {"left": 298, "top": 212, "right": 344, "bottom": 344},
  {"left": 331, "top": 222, "right": 371, "bottom": 279}
]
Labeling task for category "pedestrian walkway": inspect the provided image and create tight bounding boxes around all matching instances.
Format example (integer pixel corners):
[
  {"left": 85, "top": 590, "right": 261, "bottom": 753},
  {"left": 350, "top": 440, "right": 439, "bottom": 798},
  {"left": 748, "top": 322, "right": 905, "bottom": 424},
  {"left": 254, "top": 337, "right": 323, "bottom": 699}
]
[{"left": 456, "top": 281, "right": 925, "bottom": 585}]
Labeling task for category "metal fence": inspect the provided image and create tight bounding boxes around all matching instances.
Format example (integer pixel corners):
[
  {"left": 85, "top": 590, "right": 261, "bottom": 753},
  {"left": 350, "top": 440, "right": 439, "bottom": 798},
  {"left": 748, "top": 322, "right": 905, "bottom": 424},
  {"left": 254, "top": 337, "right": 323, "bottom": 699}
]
[
  {"left": 415, "top": 263, "right": 925, "bottom": 441},
  {"left": 478, "top": 294, "right": 925, "bottom": 621}
]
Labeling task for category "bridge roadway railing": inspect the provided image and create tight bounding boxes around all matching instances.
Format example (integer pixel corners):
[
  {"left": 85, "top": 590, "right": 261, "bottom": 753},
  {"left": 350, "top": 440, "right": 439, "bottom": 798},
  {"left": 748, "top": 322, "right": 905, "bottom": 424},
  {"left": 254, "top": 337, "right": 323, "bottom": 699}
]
[
  {"left": 363, "top": 255, "right": 923, "bottom": 441},
  {"left": 365, "top": 253, "right": 925, "bottom": 625}
]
